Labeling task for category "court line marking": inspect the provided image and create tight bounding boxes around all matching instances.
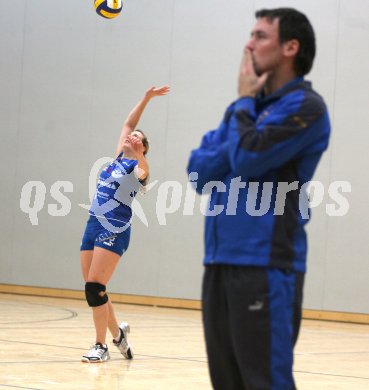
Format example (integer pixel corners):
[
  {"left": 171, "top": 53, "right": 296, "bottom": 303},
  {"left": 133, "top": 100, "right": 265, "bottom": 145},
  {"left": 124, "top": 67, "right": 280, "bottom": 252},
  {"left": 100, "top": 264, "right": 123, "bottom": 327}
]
[
  {"left": 294, "top": 370, "right": 369, "bottom": 381},
  {"left": 0, "top": 339, "right": 369, "bottom": 380},
  {"left": 0, "top": 301, "right": 77, "bottom": 325},
  {"left": 0, "top": 384, "right": 42, "bottom": 390},
  {"left": 0, "top": 339, "right": 368, "bottom": 380}
]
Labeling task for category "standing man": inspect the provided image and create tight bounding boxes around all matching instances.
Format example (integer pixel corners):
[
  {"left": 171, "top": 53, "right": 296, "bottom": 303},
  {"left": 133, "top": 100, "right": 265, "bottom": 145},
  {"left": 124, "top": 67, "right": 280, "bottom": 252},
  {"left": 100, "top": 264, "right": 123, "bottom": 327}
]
[{"left": 187, "top": 8, "right": 330, "bottom": 390}]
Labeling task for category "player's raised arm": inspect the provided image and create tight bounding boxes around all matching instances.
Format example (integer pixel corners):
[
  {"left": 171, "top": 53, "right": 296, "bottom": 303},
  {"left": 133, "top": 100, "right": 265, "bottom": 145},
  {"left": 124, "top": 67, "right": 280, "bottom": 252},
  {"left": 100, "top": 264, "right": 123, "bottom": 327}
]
[{"left": 116, "top": 85, "right": 170, "bottom": 157}]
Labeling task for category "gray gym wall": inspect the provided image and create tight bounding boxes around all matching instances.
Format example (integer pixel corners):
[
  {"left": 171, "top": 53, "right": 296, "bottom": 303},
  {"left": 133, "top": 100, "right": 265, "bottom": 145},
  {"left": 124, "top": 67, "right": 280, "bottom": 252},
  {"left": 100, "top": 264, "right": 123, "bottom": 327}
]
[{"left": 0, "top": 0, "right": 368, "bottom": 315}]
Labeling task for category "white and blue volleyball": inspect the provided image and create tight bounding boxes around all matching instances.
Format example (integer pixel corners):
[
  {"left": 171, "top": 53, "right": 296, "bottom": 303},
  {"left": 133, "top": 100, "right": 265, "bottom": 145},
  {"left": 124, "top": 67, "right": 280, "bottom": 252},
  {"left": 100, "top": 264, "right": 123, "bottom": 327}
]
[{"left": 94, "top": 0, "right": 123, "bottom": 19}]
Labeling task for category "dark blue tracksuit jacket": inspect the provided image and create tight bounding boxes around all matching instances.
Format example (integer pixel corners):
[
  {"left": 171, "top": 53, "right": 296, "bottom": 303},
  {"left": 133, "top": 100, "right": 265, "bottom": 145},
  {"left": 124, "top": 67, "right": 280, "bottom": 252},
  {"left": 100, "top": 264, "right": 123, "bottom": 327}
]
[{"left": 187, "top": 77, "right": 331, "bottom": 273}]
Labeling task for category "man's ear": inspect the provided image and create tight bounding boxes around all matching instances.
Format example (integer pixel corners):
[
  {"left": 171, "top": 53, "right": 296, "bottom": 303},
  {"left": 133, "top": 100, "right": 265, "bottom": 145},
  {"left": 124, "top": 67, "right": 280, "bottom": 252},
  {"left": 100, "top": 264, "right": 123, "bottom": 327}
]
[{"left": 284, "top": 39, "right": 300, "bottom": 58}]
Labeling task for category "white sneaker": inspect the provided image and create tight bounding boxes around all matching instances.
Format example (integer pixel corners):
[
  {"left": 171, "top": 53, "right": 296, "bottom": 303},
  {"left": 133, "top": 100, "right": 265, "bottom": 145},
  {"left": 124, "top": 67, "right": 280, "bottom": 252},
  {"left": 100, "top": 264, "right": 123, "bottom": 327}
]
[
  {"left": 82, "top": 343, "right": 110, "bottom": 363},
  {"left": 113, "top": 322, "right": 133, "bottom": 359}
]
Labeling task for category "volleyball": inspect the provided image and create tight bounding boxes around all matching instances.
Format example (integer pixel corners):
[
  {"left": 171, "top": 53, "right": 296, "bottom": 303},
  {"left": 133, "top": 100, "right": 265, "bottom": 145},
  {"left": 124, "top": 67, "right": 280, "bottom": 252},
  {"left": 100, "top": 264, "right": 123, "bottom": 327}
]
[{"left": 94, "top": 0, "right": 123, "bottom": 19}]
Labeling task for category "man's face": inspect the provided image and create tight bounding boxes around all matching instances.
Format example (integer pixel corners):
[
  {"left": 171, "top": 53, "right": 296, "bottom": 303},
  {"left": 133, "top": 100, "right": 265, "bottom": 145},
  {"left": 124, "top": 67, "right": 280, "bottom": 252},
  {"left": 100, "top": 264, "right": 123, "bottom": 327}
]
[{"left": 246, "top": 17, "right": 284, "bottom": 76}]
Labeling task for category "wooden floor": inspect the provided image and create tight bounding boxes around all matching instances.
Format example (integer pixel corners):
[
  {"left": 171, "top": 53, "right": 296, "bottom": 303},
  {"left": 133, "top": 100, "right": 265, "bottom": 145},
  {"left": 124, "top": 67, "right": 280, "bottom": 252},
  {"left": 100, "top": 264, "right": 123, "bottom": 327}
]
[{"left": 0, "top": 293, "right": 368, "bottom": 390}]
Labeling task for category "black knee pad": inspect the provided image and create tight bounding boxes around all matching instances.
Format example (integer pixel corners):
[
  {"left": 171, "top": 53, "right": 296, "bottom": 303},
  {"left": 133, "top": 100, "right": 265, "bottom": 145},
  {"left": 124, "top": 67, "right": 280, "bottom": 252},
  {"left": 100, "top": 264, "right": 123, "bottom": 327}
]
[{"left": 85, "top": 282, "right": 109, "bottom": 307}]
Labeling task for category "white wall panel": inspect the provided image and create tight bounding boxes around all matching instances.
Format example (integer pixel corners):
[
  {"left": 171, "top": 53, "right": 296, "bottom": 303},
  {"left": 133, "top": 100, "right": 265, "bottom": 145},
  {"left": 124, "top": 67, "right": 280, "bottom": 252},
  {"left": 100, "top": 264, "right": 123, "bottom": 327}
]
[
  {"left": 0, "top": 0, "right": 27, "bottom": 283},
  {"left": 323, "top": 0, "right": 369, "bottom": 313}
]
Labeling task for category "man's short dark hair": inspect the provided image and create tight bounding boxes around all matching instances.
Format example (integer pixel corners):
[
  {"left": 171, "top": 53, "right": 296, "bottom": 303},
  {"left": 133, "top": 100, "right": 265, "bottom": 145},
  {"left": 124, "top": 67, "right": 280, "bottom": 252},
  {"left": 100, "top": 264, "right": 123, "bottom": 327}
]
[{"left": 255, "top": 8, "right": 316, "bottom": 76}]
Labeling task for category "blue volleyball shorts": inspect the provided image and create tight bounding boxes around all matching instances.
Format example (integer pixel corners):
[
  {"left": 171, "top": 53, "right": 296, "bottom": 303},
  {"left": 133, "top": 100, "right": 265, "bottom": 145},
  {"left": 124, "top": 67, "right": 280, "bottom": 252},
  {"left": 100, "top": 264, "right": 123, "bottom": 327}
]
[{"left": 80, "top": 215, "right": 131, "bottom": 257}]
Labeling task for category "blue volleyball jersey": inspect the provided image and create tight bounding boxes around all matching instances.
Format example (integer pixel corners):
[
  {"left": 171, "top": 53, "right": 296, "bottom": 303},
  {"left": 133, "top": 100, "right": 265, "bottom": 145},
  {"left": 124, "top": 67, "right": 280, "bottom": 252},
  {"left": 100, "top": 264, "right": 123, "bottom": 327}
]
[
  {"left": 89, "top": 153, "right": 142, "bottom": 223},
  {"left": 187, "top": 77, "right": 331, "bottom": 273}
]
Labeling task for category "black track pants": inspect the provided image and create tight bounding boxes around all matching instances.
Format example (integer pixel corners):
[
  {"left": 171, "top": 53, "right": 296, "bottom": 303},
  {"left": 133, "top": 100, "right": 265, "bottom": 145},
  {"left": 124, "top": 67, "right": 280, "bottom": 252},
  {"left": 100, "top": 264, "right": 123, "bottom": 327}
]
[{"left": 202, "top": 265, "right": 304, "bottom": 390}]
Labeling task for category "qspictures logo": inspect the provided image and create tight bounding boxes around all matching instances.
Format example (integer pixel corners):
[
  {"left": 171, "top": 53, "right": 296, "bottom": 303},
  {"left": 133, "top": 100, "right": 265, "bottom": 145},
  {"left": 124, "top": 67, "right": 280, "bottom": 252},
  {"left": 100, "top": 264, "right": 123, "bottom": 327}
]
[{"left": 19, "top": 157, "right": 352, "bottom": 232}]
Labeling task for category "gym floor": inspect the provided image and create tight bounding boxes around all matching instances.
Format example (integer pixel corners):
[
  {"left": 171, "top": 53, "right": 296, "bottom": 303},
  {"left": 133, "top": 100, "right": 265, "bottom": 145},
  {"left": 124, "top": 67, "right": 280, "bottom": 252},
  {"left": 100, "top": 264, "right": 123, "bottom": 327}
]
[{"left": 0, "top": 293, "right": 368, "bottom": 390}]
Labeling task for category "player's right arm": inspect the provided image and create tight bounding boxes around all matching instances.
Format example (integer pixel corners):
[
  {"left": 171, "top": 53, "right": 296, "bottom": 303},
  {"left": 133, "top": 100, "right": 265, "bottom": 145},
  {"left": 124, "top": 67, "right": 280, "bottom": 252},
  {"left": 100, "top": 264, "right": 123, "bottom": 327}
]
[{"left": 116, "top": 85, "right": 170, "bottom": 157}]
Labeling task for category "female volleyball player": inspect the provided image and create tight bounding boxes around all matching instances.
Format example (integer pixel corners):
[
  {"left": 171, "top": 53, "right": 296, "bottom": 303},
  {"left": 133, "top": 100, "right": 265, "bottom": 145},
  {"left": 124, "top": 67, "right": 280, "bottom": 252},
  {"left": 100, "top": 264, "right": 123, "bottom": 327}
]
[{"left": 80, "top": 85, "right": 170, "bottom": 362}]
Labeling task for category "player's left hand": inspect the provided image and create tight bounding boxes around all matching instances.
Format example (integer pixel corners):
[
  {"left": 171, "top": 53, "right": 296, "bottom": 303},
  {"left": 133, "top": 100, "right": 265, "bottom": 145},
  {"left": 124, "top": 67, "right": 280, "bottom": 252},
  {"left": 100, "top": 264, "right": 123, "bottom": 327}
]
[{"left": 129, "top": 135, "right": 145, "bottom": 157}]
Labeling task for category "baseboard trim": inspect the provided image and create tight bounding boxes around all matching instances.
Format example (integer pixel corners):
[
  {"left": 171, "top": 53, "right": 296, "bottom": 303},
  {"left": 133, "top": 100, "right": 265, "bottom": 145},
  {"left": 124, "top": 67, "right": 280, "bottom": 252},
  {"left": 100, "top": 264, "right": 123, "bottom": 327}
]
[
  {"left": 302, "top": 309, "right": 369, "bottom": 325},
  {"left": 1, "top": 284, "right": 368, "bottom": 324},
  {"left": 0, "top": 284, "right": 201, "bottom": 310}
]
